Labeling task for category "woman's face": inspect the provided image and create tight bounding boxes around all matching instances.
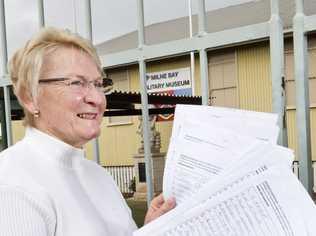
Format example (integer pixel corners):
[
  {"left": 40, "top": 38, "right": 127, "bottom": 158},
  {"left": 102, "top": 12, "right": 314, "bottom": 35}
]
[{"left": 33, "top": 47, "right": 106, "bottom": 148}]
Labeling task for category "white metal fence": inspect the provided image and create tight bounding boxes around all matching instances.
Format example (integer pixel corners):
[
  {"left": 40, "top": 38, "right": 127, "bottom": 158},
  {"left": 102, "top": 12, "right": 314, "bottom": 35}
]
[
  {"left": 0, "top": 0, "right": 315, "bottom": 200},
  {"left": 104, "top": 165, "right": 135, "bottom": 197},
  {"left": 105, "top": 162, "right": 316, "bottom": 197}
]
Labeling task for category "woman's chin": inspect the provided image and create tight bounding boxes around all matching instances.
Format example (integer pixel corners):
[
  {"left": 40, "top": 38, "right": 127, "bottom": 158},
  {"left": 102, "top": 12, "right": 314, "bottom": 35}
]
[
  {"left": 82, "top": 128, "right": 101, "bottom": 141},
  {"left": 70, "top": 119, "right": 102, "bottom": 145}
]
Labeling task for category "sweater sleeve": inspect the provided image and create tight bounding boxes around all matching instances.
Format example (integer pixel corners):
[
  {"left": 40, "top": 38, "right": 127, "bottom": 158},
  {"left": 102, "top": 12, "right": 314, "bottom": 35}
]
[{"left": 0, "top": 186, "right": 56, "bottom": 236}]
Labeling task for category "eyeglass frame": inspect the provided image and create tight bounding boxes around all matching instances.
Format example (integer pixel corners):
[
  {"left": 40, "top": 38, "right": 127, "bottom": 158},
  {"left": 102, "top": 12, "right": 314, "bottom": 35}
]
[{"left": 38, "top": 76, "right": 113, "bottom": 95}]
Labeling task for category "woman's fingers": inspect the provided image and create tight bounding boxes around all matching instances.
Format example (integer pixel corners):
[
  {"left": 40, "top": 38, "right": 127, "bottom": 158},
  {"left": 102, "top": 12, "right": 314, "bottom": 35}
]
[
  {"left": 144, "top": 194, "right": 176, "bottom": 224},
  {"left": 156, "top": 197, "right": 176, "bottom": 215},
  {"left": 150, "top": 193, "right": 165, "bottom": 208}
]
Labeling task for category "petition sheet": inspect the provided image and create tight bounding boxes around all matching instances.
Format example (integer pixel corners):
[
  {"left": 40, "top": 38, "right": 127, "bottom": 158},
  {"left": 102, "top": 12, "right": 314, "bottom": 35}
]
[
  {"left": 172, "top": 105, "right": 279, "bottom": 142},
  {"left": 135, "top": 144, "right": 316, "bottom": 236},
  {"left": 163, "top": 105, "right": 280, "bottom": 202},
  {"left": 163, "top": 120, "right": 262, "bottom": 204}
]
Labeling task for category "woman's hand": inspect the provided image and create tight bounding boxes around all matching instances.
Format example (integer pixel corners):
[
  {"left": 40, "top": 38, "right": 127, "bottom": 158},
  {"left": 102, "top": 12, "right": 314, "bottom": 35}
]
[{"left": 144, "top": 193, "right": 176, "bottom": 224}]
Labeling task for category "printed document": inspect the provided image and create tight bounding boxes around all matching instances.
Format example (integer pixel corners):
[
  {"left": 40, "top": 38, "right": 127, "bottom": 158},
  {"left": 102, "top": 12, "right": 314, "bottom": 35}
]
[
  {"left": 163, "top": 105, "right": 279, "bottom": 204},
  {"left": 134, "top": 105, "right": 316, "bottom": 236}
]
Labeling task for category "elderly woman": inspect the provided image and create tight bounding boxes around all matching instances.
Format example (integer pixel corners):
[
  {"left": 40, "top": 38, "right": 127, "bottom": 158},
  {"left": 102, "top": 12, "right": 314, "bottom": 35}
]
[{"left": 0, "top": 27, "right": 175, "bottom": 235}]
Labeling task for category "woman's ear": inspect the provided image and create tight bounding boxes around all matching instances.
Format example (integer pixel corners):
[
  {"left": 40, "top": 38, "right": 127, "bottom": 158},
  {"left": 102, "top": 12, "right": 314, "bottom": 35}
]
[{"left": 17, "top": 90, "right": 38, "bottom": 115}]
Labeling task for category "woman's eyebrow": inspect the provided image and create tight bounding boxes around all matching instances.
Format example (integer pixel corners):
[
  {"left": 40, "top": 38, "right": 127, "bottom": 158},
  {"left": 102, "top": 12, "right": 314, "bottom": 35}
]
[{"left": 74, "top": 74, "right": 102, "bottom": 81}]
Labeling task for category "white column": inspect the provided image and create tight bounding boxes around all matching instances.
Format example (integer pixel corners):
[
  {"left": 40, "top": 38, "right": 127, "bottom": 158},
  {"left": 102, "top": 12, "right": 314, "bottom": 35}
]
[
  {"left": 188, "top": 0, "right": 195, "bottom": 95},
  {"left": 38, "top": 0, "right": 45, "bottom": 28},
  {"left": 137, "top": 0, "right": 154, "bottom": 205},
  {"left": 269, "top": 0, "right": 287, "bottom": 146},
  {"left": 83, "top": 0, "right": 100, "bottom": 164},
  {"left": 293, "top": 0, "right": 313, "bottom": 195},
  {"left": 0, "top": 0, "right": 12, "bottom": 147},
  {"left": 197, "top": 0, "right": 209, "bottom": 105}
]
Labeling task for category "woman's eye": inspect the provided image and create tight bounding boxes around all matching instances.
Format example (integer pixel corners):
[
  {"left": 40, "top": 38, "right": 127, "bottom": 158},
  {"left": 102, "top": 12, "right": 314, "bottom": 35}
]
[{"left": 70, "top": 80, "right": 83, "bottom": 86}]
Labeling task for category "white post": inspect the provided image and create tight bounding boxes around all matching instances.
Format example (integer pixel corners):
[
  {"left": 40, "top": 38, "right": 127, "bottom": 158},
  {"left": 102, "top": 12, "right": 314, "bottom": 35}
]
[
  {"left": 137, "top": 0, "right": 154, "bottom": 206},
  {"left": 293, "top": 0, "right": 313, "bottom": 195},
  {"left": 197, "top": 0, "right": 207, "bottom": 36},
  {"left": 0, "top": 0, "right": 12, "bottom": 147},
  {"left": 197, "top": 0, "right": 209, "bottom": 105},
  {"left": 188, "top": 0, "right": 195, "bottom": 96},
  {"left": 72, "top": 0, "right": 78, "bottom": 33},
  {"left": 83, "top": 0, "right": 93, "bottom": 42},
  {"left": 38, "top": 0, "right": 45, "bottom": 28},
  {"left": 269, "top": 0, "right": 287, "bottom": 146},
  {"left": 83, "top": 0, "right": 100, "bottom": 164}
]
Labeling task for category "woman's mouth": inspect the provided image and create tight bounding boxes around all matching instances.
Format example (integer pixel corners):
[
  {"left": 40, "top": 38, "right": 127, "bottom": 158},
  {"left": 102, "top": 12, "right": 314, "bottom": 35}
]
[{"left": 77, "top": 113, "right": 97, "bottom": 120}]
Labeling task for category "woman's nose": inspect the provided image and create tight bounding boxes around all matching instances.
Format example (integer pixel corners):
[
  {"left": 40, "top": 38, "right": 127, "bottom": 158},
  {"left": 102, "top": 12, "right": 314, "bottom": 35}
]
[{"left": 84, "top": 87, "right": 106, "bottom": 107}]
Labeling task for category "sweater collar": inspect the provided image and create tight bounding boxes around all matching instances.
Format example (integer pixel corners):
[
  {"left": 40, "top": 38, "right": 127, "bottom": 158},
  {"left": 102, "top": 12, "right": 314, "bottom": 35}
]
[{"left": 24, "top": 127, "right": 85, "bottom": 169}]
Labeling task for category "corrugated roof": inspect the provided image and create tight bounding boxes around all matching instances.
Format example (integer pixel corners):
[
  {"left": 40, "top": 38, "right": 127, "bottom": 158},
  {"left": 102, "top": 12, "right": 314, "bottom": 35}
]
[
  {"left": 107, "top": 90, "right": 201, "bottom": 106},
  {"left": 3, "top": 90, "right": 202, "bottom": 120},
  {"left": 105, "top": 91, "right": 201, "bottom": 116},
  {"left": 96, "top": 0, "right": 316, "bottom": 55}
]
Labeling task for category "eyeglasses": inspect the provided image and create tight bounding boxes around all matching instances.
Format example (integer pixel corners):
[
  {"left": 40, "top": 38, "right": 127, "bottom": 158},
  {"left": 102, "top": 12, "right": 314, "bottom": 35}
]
[{"left": 38, "top": 76, "right": 113, "bottom": 94}]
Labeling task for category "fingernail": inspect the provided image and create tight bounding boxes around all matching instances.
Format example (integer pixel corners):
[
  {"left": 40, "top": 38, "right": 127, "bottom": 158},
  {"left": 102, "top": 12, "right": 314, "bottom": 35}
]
[{"left": 167, "top": 197, "right": 176, "bottom": 205}]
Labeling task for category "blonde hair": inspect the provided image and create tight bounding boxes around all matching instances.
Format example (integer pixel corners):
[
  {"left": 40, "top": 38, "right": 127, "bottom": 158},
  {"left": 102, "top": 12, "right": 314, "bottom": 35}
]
[{"left": 8, "top": 27, "right": 102, "bottom": 126}]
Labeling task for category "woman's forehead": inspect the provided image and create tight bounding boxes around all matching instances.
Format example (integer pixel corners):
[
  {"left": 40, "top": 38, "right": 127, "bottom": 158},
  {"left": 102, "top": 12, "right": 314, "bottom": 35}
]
[
  {"left": 41, "top": 47, "right": 100, "bottom": 76},
  {"left": 44, "top": 47, "right": 88, "bottom": 64}
]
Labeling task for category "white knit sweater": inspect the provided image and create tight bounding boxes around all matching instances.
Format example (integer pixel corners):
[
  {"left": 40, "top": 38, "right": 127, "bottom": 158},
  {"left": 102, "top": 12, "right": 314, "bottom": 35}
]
[{"left": 0, "top": 127, "right": 137, "bottom": 236}]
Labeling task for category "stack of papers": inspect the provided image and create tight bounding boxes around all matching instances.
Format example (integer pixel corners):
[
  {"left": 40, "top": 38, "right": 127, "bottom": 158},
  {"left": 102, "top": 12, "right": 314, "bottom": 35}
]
[{"left": 134, "top": 105, "right": 316, "bottom": 236}]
